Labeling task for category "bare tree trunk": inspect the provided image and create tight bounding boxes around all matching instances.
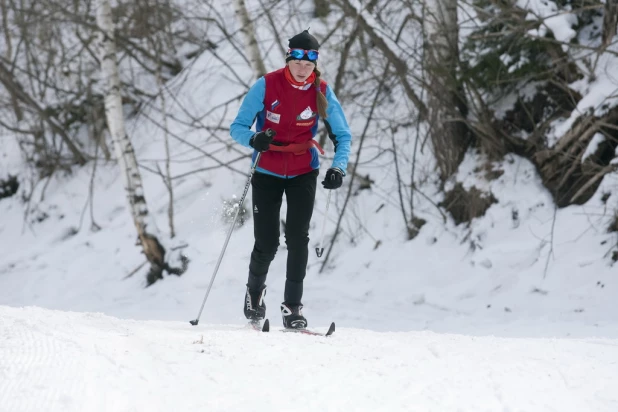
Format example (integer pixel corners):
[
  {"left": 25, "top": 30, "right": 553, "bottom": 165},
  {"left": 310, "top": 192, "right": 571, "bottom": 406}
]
[
  {"left": 155, "top": 35, "right": 176, "bottom": 239},
  {"left": 602, "top": 0, "right": 617, "bottom": 48},
  {"left": 0, "top": 0, "right": 23, "bottom": 121},
  {"left": 85, "top": 82, "right": 112, "bottom": 160},
  {"left": 423, "top": 0, "right": 471, "bottom": 182},
  {"left": 96, "top": 0, "right": 166, "bottom": 284},
  {"left": 234, "top": 0, "right": 266, "bottom": 79}
]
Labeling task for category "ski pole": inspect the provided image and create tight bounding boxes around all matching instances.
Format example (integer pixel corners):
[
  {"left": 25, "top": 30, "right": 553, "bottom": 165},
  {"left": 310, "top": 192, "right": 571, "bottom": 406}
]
[
  {"left": 315, "top": 189, "right": 332, "bottom": 258},
  {"left": 190, "top": 129, "right": 275, "bottom": 326}
]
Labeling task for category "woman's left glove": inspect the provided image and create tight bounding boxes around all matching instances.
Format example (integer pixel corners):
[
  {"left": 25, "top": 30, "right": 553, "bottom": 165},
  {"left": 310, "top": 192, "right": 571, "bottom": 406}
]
[{"left": 322, "top": 168, "right": 344, "bottom": 189}]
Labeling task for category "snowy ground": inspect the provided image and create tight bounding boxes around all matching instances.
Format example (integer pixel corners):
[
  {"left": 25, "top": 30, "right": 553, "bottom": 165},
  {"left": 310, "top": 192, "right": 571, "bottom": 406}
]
[{"left": 1, "top": 305, "right": 617, "bottom": 412}]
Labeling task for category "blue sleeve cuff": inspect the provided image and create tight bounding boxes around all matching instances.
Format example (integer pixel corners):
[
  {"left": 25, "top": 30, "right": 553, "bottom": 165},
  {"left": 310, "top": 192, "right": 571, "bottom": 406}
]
[{"left": 230, "top": 77, "right": 266, "bottom": 147}]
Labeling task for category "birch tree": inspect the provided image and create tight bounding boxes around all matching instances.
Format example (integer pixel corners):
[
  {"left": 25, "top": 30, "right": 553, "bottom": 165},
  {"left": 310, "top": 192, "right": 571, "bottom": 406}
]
[
  {"left": 96, "top": 0, "right": 167, "bottom": 284},
  {"left": 234, "top": 0, "right": 267, "bottom": 78}
]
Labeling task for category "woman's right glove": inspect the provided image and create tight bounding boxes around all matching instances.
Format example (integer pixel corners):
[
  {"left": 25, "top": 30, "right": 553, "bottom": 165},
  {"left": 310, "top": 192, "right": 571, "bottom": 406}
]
[{"left": 249, "top": 130, "right": 274, "bottom": 152}]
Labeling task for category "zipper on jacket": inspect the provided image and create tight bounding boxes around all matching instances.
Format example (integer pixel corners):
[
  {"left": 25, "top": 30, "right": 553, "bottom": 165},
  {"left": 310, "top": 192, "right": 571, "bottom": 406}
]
[{"left": 284, "top": 97, "right": 297, "bottom": 178}]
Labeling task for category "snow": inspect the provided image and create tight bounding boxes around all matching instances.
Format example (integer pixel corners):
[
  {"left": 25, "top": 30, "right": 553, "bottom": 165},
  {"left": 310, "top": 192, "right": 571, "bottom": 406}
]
[
  {"left": 517, "top": 0, "right": 578, "bottom": 44},
  {"left": 1, "top": 0, "right": 618, "bottom": 410},
  {"left": 548, "top": 68, "right": 618, "bottom": 147},
  {"left": 1, "top": 306, "right": 617, "bottom": 412},
  {"left": 583, "top": 133, "right": 606, "bottom": 162}
]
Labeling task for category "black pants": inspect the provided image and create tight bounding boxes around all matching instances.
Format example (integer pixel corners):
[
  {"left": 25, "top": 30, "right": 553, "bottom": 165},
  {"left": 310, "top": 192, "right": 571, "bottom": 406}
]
[{"left": 248, "top": 169, "right": 318, "bottom": 305}]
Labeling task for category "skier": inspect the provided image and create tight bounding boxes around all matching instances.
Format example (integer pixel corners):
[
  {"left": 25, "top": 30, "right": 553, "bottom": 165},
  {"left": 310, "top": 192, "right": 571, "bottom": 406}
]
[{"left": 230, "top": 29, "right": 352, "bottom": 329}]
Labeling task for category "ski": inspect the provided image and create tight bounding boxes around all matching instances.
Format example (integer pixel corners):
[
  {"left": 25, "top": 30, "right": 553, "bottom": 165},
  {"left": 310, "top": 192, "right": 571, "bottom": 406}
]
[
  {"left": 281, "top": 322, "right": 335, "bottom": 337},
  {"left": 248, "top": 318, "right": 270, "bottom": 332}
]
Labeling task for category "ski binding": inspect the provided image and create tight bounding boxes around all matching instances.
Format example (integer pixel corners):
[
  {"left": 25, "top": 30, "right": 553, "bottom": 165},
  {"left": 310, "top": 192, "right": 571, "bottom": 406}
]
[{"left": 281, "top": 322, "right": 335, "bottom": 336}]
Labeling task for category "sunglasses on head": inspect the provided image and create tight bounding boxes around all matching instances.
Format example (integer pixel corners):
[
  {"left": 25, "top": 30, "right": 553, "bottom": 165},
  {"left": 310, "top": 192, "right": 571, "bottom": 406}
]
[{"left": 288, "top": 48, "right": 319, "bottom": 61}]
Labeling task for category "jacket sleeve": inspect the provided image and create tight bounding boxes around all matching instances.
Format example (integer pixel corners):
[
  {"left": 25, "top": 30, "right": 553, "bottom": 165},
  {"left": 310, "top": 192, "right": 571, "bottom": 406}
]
[
  {"left": 230, "top": 77, "right": 266, "bottom": 148},
  {"left": 323, "top": 84, "right": 352, "bottom": 175}
]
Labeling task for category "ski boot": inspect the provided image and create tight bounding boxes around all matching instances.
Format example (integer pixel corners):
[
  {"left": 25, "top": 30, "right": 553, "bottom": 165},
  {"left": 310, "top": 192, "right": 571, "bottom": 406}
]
[
  {"left": 280, "top": 302, "right": 307, "bottom": 329},
  {"left": 244, "top": 286, "right": 266, "bottom": 321}
]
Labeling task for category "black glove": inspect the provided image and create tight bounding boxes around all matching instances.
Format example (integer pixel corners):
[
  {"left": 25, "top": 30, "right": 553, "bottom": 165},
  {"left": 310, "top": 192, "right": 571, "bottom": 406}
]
[
  {"left": 322, "top": 168, "right": 344, "bottom": 189},
  {"left": 249, "top": 130, "right": 274, "bottom": 152}
]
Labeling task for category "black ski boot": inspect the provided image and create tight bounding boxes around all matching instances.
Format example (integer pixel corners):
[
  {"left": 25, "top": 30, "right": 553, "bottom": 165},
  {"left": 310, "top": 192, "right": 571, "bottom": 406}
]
[
  {"left": 244, "top": 286, "right": 266, "bottom": 321},
  {"left": 280, "top": 302, "right": 307, "bottom": 329}
]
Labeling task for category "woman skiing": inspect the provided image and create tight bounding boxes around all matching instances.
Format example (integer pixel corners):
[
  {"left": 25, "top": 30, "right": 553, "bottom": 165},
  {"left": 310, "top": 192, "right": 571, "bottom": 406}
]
[{"left": 230, "top": 29, "right": 352, "bottom": 329}]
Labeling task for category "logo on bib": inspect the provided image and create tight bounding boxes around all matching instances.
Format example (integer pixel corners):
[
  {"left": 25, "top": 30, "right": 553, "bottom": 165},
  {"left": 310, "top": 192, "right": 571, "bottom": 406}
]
[
  {"left": 266, "top": 111, "right": 281, "bottom": 124},
  {"left": 297, "top": 106, "right": 316, "bottom": 121}
]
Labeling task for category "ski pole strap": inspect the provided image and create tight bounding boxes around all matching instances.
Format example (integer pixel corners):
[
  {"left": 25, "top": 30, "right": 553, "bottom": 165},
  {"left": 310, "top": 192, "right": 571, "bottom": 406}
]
[{"left": 269, "top": 140, "right": 325, "bottom": 155}]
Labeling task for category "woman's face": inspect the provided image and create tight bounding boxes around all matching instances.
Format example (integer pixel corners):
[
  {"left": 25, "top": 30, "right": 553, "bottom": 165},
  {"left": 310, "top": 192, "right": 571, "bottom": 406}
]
[{"left": 288, "top": 60, "right": 316, "bottom": 82}]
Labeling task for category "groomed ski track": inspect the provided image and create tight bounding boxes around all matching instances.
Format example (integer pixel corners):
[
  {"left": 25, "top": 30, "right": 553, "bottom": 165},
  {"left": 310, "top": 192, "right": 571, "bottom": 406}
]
[{"left": 1, "top": 306, "right": 617, "bottom": 412}]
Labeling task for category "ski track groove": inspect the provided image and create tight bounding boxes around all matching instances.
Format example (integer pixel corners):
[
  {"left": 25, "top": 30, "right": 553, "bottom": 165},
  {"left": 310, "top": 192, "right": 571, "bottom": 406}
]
[
  {"left": 1, "top": 307, "right": 618, "bottom": 411},
  {"left": 0, "top": 315, "right": 85, "bottom": 412}
]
